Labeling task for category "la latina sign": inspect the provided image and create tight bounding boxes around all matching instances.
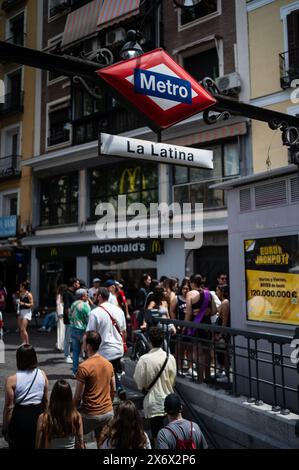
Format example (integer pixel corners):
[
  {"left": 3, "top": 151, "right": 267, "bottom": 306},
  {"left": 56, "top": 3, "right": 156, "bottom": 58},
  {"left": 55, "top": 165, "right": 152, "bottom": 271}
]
[
  {"left": 100, "top": 133, "right": 213, "bottom": 169},
  {"left": 98, "top": 48, "right": 216, "bottom": 130}
]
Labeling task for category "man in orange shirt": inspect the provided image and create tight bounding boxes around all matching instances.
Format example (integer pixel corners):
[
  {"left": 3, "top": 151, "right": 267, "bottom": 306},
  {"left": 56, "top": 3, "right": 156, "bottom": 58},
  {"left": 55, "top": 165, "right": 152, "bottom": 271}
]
[{"left": 74, "top": 330, "right": 115, "bottom": 448}]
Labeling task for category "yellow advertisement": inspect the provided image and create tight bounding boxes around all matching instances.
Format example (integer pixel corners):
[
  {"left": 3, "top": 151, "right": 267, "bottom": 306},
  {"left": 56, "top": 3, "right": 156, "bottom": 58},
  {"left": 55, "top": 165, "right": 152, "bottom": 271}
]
[{"left": 244, "top": 236, "right": 299, "bottom": 325}]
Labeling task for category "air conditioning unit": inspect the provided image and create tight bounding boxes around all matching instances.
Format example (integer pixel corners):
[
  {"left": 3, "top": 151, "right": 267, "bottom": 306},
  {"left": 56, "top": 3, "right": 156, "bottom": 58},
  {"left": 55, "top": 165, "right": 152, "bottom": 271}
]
[
  {"left": 105, "top": 28, "right": 126, "bottom": 47},
  {"left": 215, "top": 72, "right": 241, "bottom": 95}
]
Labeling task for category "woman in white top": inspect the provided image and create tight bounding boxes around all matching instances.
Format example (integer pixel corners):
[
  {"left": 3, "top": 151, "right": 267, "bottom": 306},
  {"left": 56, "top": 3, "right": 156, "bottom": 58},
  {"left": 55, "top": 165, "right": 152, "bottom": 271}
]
[
  {"left": 18, "top": 281, "right": 34, "bottom": 344},
  {"left": 56, "top": 284, "right": 67, "bottom": 352},
  {"left": 99, "top": 400, "right": 151, "bottom": 449},
  {"left": 2, "top": 344, "right": 48, "bottom": 449}
]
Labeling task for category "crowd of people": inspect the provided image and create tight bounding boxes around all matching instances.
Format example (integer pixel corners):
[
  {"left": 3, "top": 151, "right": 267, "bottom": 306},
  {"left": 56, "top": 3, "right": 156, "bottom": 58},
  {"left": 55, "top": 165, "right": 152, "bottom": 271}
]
[{"left": 1, "top": 270, "right": 230, "bottom": 449}]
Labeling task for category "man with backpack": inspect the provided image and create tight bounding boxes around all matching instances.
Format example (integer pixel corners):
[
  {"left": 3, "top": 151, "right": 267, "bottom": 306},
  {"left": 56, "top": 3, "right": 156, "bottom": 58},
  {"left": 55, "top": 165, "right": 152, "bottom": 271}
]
[{"left": 156, "top": 393, "right": 208, "bottom": 450}]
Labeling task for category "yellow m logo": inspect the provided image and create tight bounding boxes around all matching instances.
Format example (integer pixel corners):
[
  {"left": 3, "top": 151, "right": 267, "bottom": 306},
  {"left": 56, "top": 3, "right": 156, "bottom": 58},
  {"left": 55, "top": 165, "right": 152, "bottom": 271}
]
[
  {"left": 119, "top": 167, "right": 147, "bottom": 194},
  {"left": 50, "top": 248, "right": 58, "bottom": 257},
  {"left": 151, "top": 240, "right": 161, "bottom": 254}
]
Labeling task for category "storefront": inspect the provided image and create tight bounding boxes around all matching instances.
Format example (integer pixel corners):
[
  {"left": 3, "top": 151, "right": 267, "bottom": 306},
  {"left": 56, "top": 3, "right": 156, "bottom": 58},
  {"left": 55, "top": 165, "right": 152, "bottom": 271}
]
[{"left": 36, "top": 239, "right": 163, "bottom": 305}]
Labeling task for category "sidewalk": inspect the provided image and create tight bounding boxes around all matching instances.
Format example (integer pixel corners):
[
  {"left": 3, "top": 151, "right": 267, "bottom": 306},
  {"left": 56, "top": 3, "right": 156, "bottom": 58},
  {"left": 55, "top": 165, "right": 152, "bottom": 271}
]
[{"left": 0, "top": 313, "right": 88, "bottom": 448}]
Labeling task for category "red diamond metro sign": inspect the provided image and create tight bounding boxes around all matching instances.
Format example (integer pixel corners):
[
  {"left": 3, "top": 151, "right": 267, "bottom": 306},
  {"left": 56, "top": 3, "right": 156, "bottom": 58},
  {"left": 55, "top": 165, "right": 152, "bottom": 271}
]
[{"left": 97, "top": 48, "right": 216, "bottom": 130}]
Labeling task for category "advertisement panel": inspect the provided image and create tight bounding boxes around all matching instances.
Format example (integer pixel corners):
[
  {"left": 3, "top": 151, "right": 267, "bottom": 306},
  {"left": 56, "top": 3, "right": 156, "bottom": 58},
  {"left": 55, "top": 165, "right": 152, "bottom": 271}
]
[{"left": 244, "top": 235, "right": 299, "bottom": 325}]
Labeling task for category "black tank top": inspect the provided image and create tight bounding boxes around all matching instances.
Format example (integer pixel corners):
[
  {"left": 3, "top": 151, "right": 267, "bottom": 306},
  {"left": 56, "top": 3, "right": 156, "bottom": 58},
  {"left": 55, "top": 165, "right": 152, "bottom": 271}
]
[{"left": 20, "top": 292, "right": 31, "bottom": 310}]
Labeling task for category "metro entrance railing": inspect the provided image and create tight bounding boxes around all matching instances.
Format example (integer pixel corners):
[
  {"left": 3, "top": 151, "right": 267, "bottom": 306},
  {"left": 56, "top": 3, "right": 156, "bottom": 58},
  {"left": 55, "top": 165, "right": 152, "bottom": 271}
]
[{"left": 154, "top": 317, "right": 299, "bottom": 416}]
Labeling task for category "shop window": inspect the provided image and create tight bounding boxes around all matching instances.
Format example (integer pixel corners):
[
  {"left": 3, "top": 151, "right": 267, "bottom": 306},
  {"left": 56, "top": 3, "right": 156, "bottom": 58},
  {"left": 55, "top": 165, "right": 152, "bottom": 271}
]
[
  {"left": 89, "top": 162, "right": 158, "bottom": 219},
  {"left": 47, "top": 101, "right": 71, "bottom": 147},
  {"left": 6, "top": 11, "right": 25, "bottom": 45},
  {"left": 180, "top": 0, "right": 219, "bottom": 27},
  {"left": 40, "top": 173, "right": 78, "bottom": 226},
  {"left": 173, "top": 140, "right": 239, "bottom": 210},
  {"left": 183, "top": 48, "right": 219, "bottom": 82}
]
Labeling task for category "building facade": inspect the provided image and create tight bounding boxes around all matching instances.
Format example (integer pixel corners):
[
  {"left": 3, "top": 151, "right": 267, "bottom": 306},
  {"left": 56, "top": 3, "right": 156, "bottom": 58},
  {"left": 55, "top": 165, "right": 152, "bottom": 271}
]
[
  {"left": 0, "top": 0, "right": 38, "bottom": 306},
  {"left": 247, "top": 0, "right": 299, "bottom": 172},
  {"left": 21, "top": 0, "right": 252, "bottom": 305}
]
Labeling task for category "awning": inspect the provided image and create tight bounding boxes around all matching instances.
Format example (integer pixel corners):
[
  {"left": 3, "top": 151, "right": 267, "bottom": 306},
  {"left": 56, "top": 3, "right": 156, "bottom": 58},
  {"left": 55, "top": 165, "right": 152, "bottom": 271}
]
[
  {"left": 62, "top": 0, "right": 103, "bottom": 48},
  {"left": 62, "top": 0, "right": 140, "bottom": 48},
  {"left": 97, "top": 0, "right": 140, "bottom": 32},
  {"left": 166, "top": 122, "right": 247, "bottom": 146}
]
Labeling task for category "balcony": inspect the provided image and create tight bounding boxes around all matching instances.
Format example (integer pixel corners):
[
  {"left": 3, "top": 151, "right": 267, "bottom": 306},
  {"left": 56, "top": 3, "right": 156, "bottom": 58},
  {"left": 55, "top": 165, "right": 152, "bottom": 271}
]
[
  {"left": 279, "top": 48, "right": 299, "bottom": 89},
  {"left": 49, "top": 1, "right": 71, "bottom": 18},
  {"left": 47, "top": 129, "right": 71, "bottom": 147},
  {"left": 73, "top": 108, "right": 145, "bottom": 146},
  {"left": 0, "top": 155, "right": 21, "bottom": 180},
  {"left": 0, "top": 92, "right": 24, "bottom": 116},
  {"left": 2, "top": 0, "right": 24, "bottom": 12},
  {"left": 173, "top": 177, "right": 229, "bottom": 210}
]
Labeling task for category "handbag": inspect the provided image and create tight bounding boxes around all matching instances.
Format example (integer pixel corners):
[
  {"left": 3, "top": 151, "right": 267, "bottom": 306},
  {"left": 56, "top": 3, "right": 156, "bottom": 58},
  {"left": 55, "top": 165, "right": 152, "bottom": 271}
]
[{"left": 99, "top": 305, "right": 128, "bottom": 353}]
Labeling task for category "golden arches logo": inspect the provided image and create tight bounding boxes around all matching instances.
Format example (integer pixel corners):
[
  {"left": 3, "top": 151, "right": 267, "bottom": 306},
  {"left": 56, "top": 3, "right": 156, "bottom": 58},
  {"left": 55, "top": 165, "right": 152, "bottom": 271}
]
[
  {"left": 151, "top": 240, "right": 162, "bottom": 254},
  {"left": 50, "top": 248, "right": 58, "bottom": 257},
  {"left": 119, "top": 167, "right": 147, "bottom": 194}
]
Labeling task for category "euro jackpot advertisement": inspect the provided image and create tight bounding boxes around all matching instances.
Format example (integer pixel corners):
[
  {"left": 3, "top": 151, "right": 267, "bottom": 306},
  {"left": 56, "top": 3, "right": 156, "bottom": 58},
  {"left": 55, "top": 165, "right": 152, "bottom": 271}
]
[{"left": 244, "top": 235, "right": 299, "bottom": 325}]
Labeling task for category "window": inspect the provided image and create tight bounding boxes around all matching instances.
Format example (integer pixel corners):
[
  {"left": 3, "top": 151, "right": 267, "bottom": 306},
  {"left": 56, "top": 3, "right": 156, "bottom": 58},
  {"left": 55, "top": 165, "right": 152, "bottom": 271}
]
[
  {"left": 0, "top": 125, "right": 21, "bottom": 177},
  {"left": 280, "top": 4, "right": 299, "bottom": 88},
  {"left": 173, "top": 140, "right": 239, "bottom": 210},
  {"left": 1, "top": 69, "right": 23, "bottom": 115},
  {"left": 180, "top": 0, "right": 219, "bottom": 27},
  {"left": 73, "top": 86, "right": 103, "bottom": 121},
  {"left": 3, "top": 193, "right": 18, "bottom": 216},
  {"left": 7, "top": 11, "right": 24, "bottom": 45},
  {"left": 40, "top": 173, "right": 78, "bottom": 226},
  {"left": 183, "top": 47, "right": 219, "bottom": 82},
  {"left": 47, "top": 101, "right": 71, "bottom": 147},
  {"left": 89, "top": 162, "right": 158, "bottom": 218},
  {"left": 49, "top": 0, "right": 71, "bottom": 18}
]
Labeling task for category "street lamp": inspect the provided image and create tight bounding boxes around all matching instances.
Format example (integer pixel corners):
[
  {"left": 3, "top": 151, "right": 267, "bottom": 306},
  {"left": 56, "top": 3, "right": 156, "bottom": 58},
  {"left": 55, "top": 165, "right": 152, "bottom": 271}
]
[{"left": 120, "top": 30, "right": 144, "bottom": 60}]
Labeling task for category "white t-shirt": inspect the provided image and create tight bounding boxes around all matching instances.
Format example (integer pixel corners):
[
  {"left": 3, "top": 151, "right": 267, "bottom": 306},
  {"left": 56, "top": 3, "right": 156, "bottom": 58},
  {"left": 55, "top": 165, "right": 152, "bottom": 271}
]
[
  {"left": 108, "top": 293, "right": 118, "bottom": 306},
  {"left": 86, "top": 301, "right": 126, "bottom": 361}
]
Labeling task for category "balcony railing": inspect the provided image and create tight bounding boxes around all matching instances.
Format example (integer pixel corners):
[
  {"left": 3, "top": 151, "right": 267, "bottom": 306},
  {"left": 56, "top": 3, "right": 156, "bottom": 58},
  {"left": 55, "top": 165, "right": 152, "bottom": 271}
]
[
  {"left": 49, "top": 1, "right": 71, "bottom": 18},
  {"left": 279, "top": 48, "right": 299, "bottom": 89},
  {"left": 47, "top": 128, "right": 71, "bottom": 147},
  {"left": 73, "top": 108, "right": 145, "bottom": 146},
  {"left": 2, "top": 0, "right": 24, "bottom": 12},
  {"left": 0, "top": 92, "right": 24, "bottom": 116},
  {"left": 0, "top": 155, "right": 21, "bottom": 180}
]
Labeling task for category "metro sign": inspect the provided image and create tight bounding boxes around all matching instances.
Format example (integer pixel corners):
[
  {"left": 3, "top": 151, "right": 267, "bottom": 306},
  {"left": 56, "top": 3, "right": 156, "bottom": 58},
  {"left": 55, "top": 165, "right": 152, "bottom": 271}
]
[{"left": 97, "top": 48, "right": 216, "bottom": 130}]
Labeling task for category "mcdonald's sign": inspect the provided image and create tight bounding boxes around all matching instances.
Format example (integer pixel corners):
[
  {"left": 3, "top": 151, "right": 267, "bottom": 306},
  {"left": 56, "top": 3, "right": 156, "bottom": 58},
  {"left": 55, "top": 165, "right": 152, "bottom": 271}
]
[{"left": 119, "top": 166, "right": 146, "bottom": 194}]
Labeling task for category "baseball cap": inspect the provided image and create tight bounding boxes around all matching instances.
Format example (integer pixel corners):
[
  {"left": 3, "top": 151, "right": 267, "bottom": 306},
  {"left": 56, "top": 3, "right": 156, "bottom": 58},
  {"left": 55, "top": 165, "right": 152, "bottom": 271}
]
[
  {"left": 92, "top": 278, "right": 101, "bottom": 283},
  {"left": 75, "top": 288, "right": 87, "bottom": 298},
  {"left": 164, "top": 394, "right": 182, "bottom": 414},
  {"left": 103, "top": 279, "right": 116, "bottom": 287}
]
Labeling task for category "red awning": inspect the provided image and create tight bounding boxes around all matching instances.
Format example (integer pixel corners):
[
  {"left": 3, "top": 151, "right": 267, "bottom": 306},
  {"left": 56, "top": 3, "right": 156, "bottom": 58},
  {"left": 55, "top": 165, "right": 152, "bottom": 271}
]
[
  {"left": 62, "top": 0, "right": 103, "bottom": 48},
  {"left": 97, "top": 0, "right": 140, "bottom": 31},
  {"left": 166, "top": 122, "right": 247, "bottom": 146}
]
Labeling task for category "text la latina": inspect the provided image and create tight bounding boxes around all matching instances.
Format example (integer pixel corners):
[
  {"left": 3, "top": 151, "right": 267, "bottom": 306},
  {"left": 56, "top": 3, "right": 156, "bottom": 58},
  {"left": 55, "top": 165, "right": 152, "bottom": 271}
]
[{"left": 127, "top": 140, "right": 194, "bottom": 161}]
